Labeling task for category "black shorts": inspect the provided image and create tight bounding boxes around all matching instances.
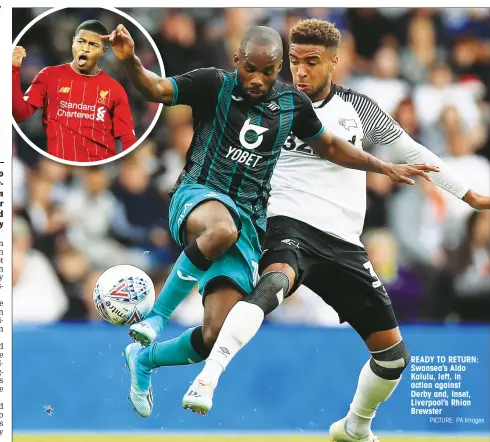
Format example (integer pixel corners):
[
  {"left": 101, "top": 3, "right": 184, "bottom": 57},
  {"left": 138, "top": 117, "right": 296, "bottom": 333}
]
[{"left": 260, "top": 216, "right": 398, "bottom": 340}]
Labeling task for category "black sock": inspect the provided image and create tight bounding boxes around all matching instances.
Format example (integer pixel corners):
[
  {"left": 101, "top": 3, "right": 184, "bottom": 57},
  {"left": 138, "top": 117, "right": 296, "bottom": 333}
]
[{"left": 190, "top": 325, "right": 211, "bottom": 359}]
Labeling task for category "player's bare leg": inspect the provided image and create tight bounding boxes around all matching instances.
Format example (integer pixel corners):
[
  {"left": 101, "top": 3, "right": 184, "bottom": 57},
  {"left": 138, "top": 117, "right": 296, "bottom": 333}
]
[
  {"left": 184, "top": 262, "right": 296, "bottom": 414},
  {"left": 330, "top": 327, "right": 407, "bottom": 442},
  {"left": 130, "top": 200, "right": 238, "bottom": 346},
  {"left": 182, "top": 282, "right": 244, "bottom": 414}
]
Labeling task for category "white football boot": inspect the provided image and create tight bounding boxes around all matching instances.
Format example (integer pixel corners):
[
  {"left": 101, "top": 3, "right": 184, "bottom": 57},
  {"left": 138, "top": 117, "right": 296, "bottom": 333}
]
[
  {"left": 129, "top": 321, "right": 158, "bottom": 347},
  {"left": 329, "top": 418, "right": 379, "bottom": 441},
  {"left": 182, "top": 377, "right": 215, "bottom": 415}
]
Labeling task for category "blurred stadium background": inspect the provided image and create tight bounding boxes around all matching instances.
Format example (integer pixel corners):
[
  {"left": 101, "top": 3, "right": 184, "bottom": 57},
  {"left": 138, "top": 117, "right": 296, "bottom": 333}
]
[{"left": 12, "top": 7, "right": 490, "bottom": 441}]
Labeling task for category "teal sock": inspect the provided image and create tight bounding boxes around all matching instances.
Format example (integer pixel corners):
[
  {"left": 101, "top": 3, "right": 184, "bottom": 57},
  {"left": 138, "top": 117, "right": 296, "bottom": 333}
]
[
  {"left": 144, "top": 242, "right": 211, "bottom": 334},
  {"left": 138, "top": 327, "right": 204, "bottom": 368}
]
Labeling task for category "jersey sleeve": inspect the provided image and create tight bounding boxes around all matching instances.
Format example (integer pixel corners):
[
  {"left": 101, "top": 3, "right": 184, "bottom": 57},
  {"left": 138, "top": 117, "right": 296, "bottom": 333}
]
[
  {"left": 23, "top": 67, "right": 49, "bottom": 109},
  {"left": 112, "top": 85, "right": 137, "bottom": 150},
  {"left": 345, "top": 91, "right": 403, "bottom": 145},
  {"left": 12, "top": 66, "right": 47, "bottom": 122},
  {"left": 167, "top": 68, "right": 222, "bottom": 109},
  {"left": 291, "top": 92, "right": 325, "bottom": 142}
]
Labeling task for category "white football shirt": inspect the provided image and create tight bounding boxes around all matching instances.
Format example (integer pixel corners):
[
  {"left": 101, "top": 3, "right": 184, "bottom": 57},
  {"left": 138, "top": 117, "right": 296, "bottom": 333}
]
[{"left": 268, "top": 84, "right": 404, "bottom": 247}]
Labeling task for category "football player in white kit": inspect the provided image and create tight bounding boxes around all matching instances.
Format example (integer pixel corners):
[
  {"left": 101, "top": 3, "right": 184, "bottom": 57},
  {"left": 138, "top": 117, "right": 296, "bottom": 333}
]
[{"left": 183, "top": 19, "right": 490, "bottom": 441}]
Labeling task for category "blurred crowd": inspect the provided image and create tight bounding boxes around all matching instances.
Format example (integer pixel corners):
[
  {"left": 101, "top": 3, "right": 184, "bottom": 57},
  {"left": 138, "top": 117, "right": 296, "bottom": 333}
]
[{"left": 13, "top": 8, "right": 490, "bottom": 327}]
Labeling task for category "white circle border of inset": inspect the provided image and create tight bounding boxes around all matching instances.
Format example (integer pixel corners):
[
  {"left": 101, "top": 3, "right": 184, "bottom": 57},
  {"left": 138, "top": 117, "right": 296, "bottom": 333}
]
[{"left": 12, "top": 6, "right": 165, "bottom": 167}]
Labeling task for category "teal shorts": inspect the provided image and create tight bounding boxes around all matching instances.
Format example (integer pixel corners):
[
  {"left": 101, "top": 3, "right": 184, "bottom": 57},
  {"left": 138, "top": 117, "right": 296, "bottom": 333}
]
[{"left": 169, "top": 184, "right": 261, "bottom": 296}]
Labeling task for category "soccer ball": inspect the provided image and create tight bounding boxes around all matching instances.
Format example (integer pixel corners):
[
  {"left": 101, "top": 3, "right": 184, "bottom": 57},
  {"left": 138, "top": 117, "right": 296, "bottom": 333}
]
[{"left": 93, "top": 265, "right": 155, "bottom": 326}]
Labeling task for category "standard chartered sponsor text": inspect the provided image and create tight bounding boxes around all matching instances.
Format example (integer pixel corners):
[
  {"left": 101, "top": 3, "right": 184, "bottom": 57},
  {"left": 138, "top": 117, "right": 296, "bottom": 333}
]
[{"left": 58, "top": 101, "right": 98, "bottom": 120}]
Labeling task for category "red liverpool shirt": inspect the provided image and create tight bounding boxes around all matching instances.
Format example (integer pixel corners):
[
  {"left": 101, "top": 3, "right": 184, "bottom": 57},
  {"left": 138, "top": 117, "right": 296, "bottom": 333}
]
[{"left": 12, "top": 63, "right": 137, "bottom": 162}]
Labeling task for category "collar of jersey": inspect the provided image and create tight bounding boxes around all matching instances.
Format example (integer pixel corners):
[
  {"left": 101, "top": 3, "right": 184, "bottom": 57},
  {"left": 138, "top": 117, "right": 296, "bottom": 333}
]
[
  {"left": 67, "top": 62, "right": 103, "bottom": 77},
  {"left": 313, "top": 83, "right": 336, "bottom": 109}
]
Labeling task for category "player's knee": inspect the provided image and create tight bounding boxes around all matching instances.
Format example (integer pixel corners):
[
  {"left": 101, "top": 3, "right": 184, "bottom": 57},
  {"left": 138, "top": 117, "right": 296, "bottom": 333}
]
[
  {"left": 201, "top": 322, "right": 222, "bottom": 348},
  {"left": 262, "top": 262, "right": 295, "bottom": 282},
  {"left": 370, "top": 340, "right": 410, "bottom": 380},
  {"left": 204, "top": 221, "right": 238, "bottom": 255},
  {"left": 245, "top": 271, "right": 291, "bottom": 316}
]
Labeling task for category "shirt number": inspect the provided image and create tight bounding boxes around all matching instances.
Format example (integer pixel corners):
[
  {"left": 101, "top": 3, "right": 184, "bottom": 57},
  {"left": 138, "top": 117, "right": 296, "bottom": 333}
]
[
  {"left": 363, "top": 261, "right": 382, "bottom": 288},
  {"left": 284, "top": 133, "right": 315, "bottom": 156}
]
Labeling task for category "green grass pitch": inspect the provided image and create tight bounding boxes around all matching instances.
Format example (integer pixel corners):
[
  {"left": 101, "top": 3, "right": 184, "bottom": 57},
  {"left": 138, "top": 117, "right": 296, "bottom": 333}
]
[{"left": 13, "top": 435, "right": 490, "bottom": 442}]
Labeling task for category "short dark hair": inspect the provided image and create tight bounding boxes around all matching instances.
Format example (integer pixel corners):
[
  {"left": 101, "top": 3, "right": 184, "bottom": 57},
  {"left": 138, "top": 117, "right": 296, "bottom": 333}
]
[
  {"left": 239, "top": 26, "right": 283, "bottom": 60},
  {"left": 290, "top": 19, "right": 341, "bottom": 50},
  {"left": 75, "top": 20, "right": 109, "bottom": 40}
]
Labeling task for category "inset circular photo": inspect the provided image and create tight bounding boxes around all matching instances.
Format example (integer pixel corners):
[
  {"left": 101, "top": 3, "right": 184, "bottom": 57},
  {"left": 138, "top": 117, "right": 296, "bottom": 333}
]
[{"left": 12, "top": 7, "right": 164, "bottom": 165}]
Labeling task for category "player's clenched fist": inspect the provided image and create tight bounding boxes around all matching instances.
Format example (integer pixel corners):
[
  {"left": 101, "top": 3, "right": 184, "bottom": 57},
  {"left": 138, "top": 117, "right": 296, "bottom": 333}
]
[
  {"left": 12, "top": 46, "right": 27, "bottom": 67},
  {"left": 102, "top": 24, "right": 135, "bottom": 61}
]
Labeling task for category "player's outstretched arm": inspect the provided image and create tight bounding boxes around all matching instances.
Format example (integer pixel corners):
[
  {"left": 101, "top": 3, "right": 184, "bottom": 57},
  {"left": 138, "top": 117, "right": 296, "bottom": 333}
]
[
  {"left": 102, "top": 25, "right": 174, "bottom": 104},
  {"left": 308, "top": 130, "right": 440, "bottom": 185},
  {"left": 385, "top": 131, "right": 490, "bottom": 210},
  {"left": 293, "top": 92, "right": 438, "bottom": 185},
  {"left": 12, "top": 46, "right": 38, "bottom": 122},
  {"left": 349, "top": 93, "right": 490, "bottom": 210}
]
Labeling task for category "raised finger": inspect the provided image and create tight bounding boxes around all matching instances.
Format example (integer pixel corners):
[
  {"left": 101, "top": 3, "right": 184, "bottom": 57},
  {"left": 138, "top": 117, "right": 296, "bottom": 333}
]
[
  {"left": 412, "top": 164, "right": 440, "bottom": 173},
  {"left": 107, "top": 30, "right": 117, "bottom": 42}
]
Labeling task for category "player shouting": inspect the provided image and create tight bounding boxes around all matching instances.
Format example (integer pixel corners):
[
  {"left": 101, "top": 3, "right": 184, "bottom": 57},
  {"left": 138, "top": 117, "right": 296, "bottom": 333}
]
[
  {"left": 105, "top": 23, "right": 437, "bottom": 419},
  {"left": 187, "top": 19, "right": 490, "bottom": 442},
  {"left": 12, "top": 20, "right": 136, "bottom": 162}
]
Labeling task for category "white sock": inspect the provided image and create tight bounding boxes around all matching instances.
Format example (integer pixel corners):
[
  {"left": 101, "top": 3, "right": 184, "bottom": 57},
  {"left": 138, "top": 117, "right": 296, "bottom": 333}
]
[
  {"left": 198, "top": 301, "right": 265, "bottom": 385},
  {"left": 346, "top": 360, "right": 401, "bottom": 438},
  {"left": 196, "top": 359, "right": 223, "bottom": 385}
]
